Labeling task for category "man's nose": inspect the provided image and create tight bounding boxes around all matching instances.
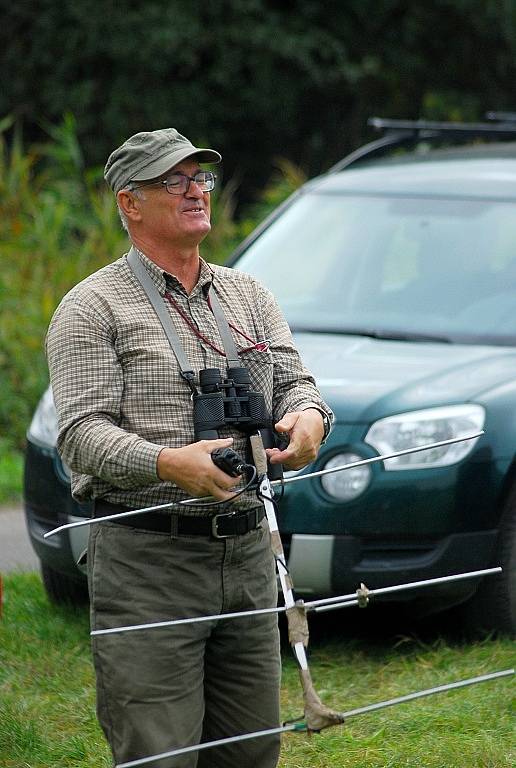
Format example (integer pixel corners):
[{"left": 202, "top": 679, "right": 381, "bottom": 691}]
[{"left": 186, "top": 179, "right": 204, "bottom": 198}]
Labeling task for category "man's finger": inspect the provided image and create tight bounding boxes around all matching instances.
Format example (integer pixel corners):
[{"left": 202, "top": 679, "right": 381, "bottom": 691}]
[
  {"left": 267, "top": 445, "right": 300, "bottom": 465},
  {"left": 202, "top": 437, "right": 234, "bottom": 450},
  {"left": 210, "top": 486, "right": 237, "bottom": 501},
  {"left": 213, "top": 469, "right": 241, "bottom": 489},
  {"left": 274, "top": 412, "right": 300, "bottom": 433}
]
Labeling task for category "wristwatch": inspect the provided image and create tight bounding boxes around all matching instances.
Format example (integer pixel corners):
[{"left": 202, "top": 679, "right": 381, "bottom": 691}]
[{"left": 303, "top": 406, "right": 332, "bottom": 443}]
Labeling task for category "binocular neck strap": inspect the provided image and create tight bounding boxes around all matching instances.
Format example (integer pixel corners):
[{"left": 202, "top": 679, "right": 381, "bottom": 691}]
[
  {"left": 207, "top": 287, "right": 241, "bottom": 368},
  {"left": 127, "top": 247, "right": 197, "bottom": 393},
  {"left": 127, "top": 247, "right": 242, "bottom": 385}
]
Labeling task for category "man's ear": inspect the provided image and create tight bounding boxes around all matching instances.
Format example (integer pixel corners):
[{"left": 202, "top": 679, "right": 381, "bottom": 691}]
[{"left": 117, "top": 189, "right": 143, "bottom": 222}]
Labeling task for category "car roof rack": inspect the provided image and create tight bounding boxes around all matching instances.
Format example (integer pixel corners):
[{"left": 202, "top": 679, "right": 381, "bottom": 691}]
[{"left": 329, "top": 114, "right": 516, "bottom": 173}]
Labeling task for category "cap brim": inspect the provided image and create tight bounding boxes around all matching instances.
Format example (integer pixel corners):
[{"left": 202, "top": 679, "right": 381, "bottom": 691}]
[{"left": 132, "top": 146, "right": 221, "bottom": 182}]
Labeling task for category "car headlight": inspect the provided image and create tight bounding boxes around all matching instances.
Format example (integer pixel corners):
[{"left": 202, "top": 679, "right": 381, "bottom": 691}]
[
  {"left": 27, "top": 387, "right": 58, "bottom": 448},
  {"left": 365, "top": 404, "right": 485, "bottom": 470},
  {"left": 320, "top": 452, "right": 372, "bottom": 500}
]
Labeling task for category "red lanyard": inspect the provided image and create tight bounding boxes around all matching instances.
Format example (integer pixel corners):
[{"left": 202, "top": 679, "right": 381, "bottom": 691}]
[{"left": 164, "top": 291, "right": 269, "bottom": 356}]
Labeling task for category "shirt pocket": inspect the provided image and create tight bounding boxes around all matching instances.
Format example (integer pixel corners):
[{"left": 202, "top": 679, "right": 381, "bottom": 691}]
[{"left": 237, "top": 349, "right": 274, "bottom": 419}]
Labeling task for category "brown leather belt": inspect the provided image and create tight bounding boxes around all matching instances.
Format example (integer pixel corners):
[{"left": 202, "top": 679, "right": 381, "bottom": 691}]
[{"left": 93, "top": 500, "right": 265, "bottom": 538}]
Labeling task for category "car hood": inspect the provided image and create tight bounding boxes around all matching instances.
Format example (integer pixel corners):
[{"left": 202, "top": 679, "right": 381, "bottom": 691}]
[{"left": 292, "top": 332, "right": 516, "bottom": 423}]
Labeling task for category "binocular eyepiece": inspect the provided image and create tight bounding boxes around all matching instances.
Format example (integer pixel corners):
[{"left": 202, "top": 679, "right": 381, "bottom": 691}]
[{"left": 193, "top": 366, "right": 269, "bottom": 440}]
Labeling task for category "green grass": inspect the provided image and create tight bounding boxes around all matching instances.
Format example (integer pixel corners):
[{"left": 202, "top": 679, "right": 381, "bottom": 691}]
[{"left": 0, "top": 574, "right": 514, "bottom": 767}]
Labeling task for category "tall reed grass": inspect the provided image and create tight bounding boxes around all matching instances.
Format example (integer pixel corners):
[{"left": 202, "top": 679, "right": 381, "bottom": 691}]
[{"left": 0, "top": 114, "right": 304, "bottom": 500}]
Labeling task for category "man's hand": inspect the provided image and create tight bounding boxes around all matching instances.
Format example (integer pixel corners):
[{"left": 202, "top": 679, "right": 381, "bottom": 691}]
[
  {"left": 265, "top": 409, "right": 325, "bottom": 470},
  {"left": 157, "top": 437, "right": 241, "bottom": 501}
]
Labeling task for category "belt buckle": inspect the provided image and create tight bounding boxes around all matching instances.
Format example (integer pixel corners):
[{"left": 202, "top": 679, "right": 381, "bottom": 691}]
[{"left": 211, "top": 511, "right": 236, "bottom": 539}]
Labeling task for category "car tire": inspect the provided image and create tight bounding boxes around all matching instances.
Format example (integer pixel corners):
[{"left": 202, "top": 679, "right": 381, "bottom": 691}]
[
  {"left": 41, "top": 562, "right": 89, "bottom": 606},
  {"left": 460, "top": 484, "right": 516, "bottom": 636}
]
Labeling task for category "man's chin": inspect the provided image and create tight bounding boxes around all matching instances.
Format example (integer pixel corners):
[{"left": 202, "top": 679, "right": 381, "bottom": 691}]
[
  {"left": 196, "top": 221, "right": 212, "bottom": 240},
  {"left": 182, "top": 223, "right": 211, "bottom": 247}
]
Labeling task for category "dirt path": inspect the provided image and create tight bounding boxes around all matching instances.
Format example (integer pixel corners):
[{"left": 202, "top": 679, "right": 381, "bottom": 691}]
[{"left": 0, "top": 504, "right": 39, "bottom": 573}]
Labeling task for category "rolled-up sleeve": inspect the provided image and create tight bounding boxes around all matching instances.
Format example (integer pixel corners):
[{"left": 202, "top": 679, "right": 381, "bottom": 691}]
[{"left": 46, "top": 290, "right": 164, "bottom": 489}]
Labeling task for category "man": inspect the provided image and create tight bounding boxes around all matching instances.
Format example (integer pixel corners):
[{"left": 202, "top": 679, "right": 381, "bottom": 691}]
[{"left": 46, "top": 128, "right": 333, "bottom": 767}]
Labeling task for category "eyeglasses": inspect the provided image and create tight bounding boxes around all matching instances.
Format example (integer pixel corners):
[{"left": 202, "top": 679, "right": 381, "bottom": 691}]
[{"left": 129, "top": 171, "right": 216, "bottom": 195}]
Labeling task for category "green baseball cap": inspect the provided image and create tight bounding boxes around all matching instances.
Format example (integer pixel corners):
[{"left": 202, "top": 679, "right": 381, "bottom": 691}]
[{"left": 104, "top": 128, "right": 221, "bottom": 194}]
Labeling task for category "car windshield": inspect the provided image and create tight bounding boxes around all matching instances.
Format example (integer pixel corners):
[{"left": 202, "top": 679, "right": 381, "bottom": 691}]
[{"left": 233, "top": 191, "right": 516, "bottom": 345}]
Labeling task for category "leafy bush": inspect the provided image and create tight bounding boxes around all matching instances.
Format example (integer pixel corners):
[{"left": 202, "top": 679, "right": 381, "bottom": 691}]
[
  {"left": 0, "top": 115, "right": 126, "bottom": 454},
  {"left": 0, "top": 116, "right": 302, "bottom": 462}
]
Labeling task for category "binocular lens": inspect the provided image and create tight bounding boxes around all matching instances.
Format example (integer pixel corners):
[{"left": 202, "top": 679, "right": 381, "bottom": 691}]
[
  {"left": 199, "top": 368, "right": 223, "bottom": 391},
  {"left": 227, "top": 366, "right": 251, "bottom": 386}
]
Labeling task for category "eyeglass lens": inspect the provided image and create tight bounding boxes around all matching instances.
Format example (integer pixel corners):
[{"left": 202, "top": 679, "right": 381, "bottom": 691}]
[{"left": 165, "top": 172, "right": 216, "bottom": 194}]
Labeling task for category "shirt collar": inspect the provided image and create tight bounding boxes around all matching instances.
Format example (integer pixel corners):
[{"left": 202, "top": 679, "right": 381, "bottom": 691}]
[
  {"left": 188, "top": 257, "right": 214, "bottom": 298},
  {"left": 132, "top": 247, "right": 214, "bottom": 297}
]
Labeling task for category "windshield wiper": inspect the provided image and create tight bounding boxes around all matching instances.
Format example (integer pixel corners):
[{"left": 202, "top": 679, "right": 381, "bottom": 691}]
[
  {"left": 291, "top": 325, "right": 452, "bottom": 343},
  {"left": 368, "top": 329, "right": 452, "bottom": 343}
]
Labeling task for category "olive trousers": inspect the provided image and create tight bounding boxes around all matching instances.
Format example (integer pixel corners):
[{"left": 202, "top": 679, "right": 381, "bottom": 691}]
[{"left": 88, "top": 519, "right": 281, "bottom": 768}]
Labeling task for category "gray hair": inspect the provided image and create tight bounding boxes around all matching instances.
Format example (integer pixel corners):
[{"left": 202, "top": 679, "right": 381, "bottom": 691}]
[{"left": 117, "top": 186, "right": 144, "bottom": 232}]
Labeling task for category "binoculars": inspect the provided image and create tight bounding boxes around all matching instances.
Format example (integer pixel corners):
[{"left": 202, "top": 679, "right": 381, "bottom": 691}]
[
  {"left": 193, "top": 366, "right": 269, "bottom": 440},
  {"left": 194, "top": 366, "right": 284, "bottom": 480}
]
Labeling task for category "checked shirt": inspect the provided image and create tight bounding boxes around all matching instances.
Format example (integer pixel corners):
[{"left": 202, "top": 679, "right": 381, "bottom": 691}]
[{"left": 46, "top": 249, "right": 333, "bottom": 514}]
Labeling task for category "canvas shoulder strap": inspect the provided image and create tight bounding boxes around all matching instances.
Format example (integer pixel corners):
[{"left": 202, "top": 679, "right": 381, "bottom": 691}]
[
  {"left": 126, "top": 247, "right": 197, "bottom": 391},
  {"left": 127, "top": 247, "right": 242, "bottom": 388}
]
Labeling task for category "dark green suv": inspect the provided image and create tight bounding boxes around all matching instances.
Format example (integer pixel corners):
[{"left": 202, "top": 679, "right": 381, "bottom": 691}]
[
  {"left": 229, "top": 118, "right": 516, "bottom": 634},
  {"left": 24, "top": 117, "right": 516, "bottom": 633}
]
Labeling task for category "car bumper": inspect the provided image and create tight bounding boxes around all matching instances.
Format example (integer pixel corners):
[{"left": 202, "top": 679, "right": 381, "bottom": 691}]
[
  {"left": 286, "top": 529, "right": 498, "bottom": 611},
  {"left": 23, "top": 440, "right": 91, "bottom": 577}
]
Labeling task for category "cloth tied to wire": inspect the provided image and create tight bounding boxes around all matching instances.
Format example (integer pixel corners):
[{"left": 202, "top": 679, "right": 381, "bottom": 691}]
[
  {"left": 250, "top": 433, "right": 345, "bottom": 732},
  {"left": 286, "top": 602, "right": 345, "bottom": 731}
]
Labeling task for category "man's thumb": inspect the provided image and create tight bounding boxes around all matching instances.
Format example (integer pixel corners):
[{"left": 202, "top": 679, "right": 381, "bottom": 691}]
[{"left": 275, "top": 412, "right": 298, "bottom": 433}]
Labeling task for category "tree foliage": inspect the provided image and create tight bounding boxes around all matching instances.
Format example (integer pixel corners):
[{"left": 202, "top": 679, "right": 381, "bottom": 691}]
[
  {"left": 0, "top": 116, "right": 301, "bottom": 452},
  {"left": 2, "top": 0, "right": 516, "bottom": 200},
  {"left": 2, "top": 0, "right": 516, "bottom": 453}
]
